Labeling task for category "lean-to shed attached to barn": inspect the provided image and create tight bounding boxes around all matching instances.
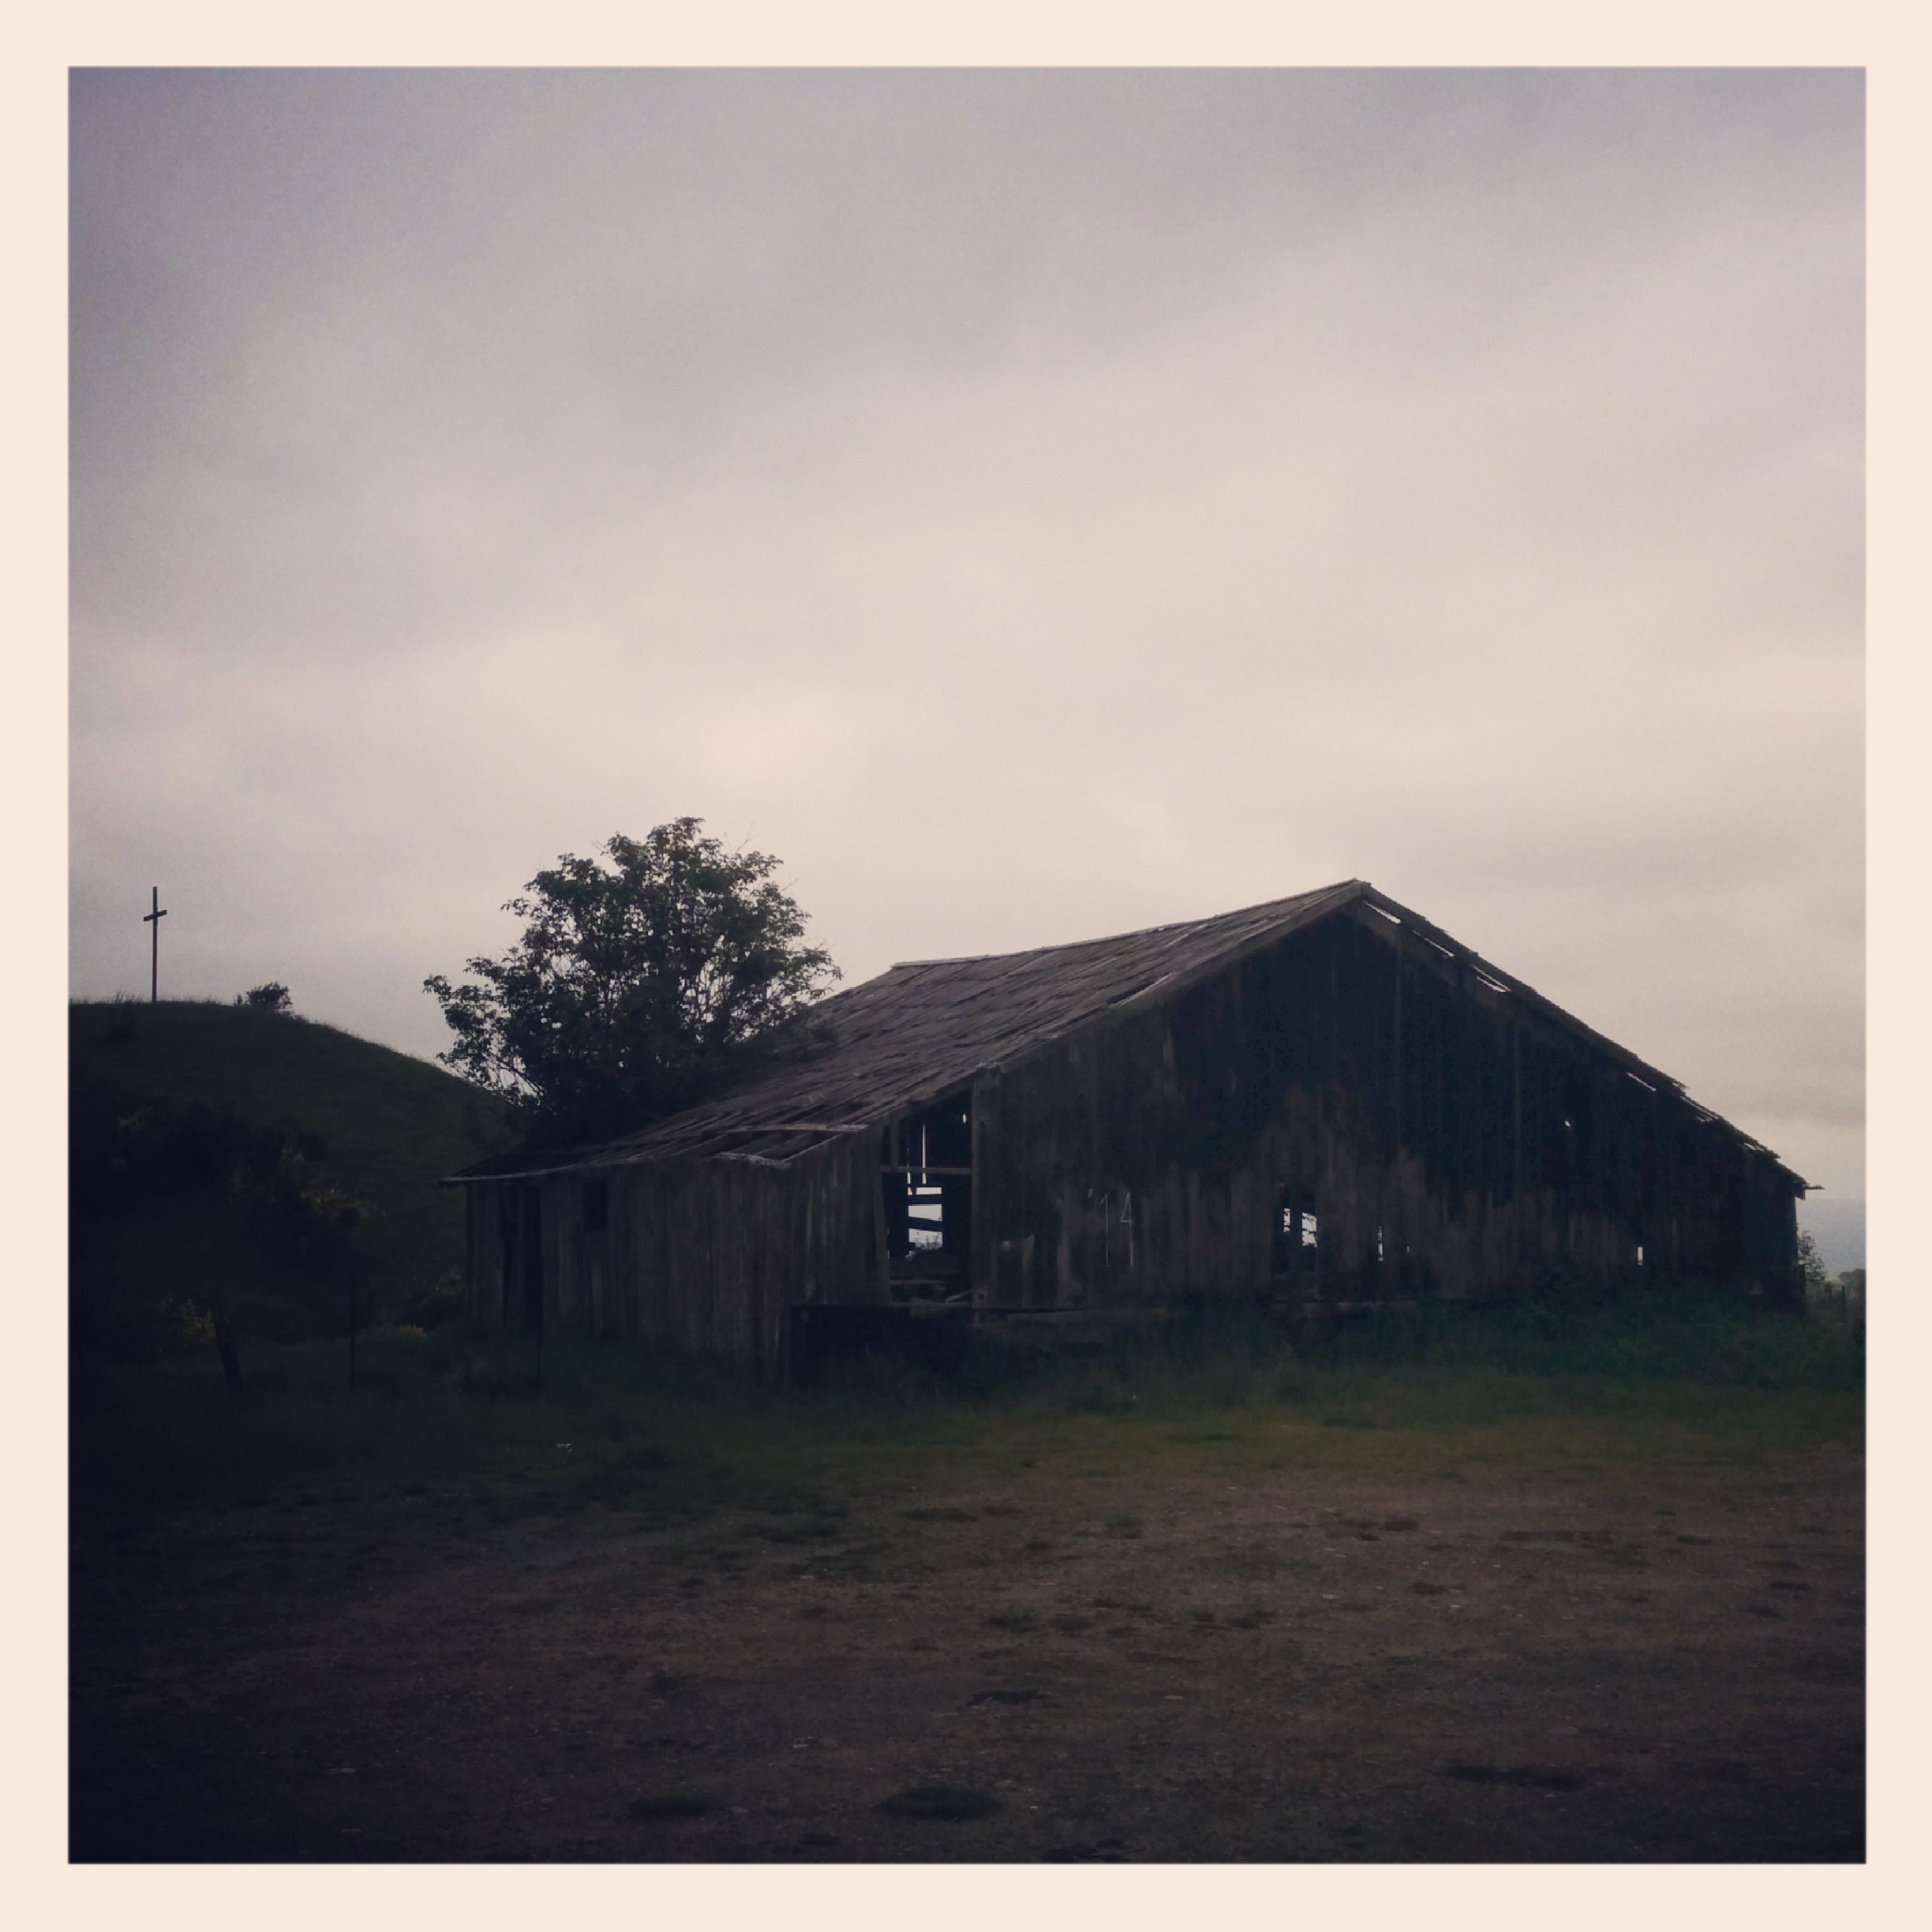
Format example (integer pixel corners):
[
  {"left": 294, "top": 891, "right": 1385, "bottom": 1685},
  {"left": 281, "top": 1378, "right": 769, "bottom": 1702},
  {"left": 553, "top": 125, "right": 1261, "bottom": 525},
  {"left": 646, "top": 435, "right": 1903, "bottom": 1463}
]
[{"left": 451, "top": 881, "right": 1809, "bottom": 1376}]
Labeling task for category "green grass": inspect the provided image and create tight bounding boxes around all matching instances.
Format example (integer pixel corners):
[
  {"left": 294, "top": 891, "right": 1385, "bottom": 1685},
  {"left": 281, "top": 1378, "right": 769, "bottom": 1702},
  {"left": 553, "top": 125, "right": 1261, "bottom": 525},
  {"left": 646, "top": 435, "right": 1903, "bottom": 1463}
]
[
  {"left": 70, "top": 998, "right": 515, "bottom": 1352},
  {"left": 71, "top": 1299, "right": 1863, "bottom": 1526}
]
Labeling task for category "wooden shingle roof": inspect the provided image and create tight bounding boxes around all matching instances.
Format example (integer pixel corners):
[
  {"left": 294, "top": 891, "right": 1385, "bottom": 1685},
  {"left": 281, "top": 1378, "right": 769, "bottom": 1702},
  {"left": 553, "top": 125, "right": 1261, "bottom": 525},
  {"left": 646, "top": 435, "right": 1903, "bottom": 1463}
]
[
  {"left": 457, "top": 878, "right": 1805, "bottom": 1188},
  {"left": 465, "top": 879, "right": 1359, "bottom": 1178}
]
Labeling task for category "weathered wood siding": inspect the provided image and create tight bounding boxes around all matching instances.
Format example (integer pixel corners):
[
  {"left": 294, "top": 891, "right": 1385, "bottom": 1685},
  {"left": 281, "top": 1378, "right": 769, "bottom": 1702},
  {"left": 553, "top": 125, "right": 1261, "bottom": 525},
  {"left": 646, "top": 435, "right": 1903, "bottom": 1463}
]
[
  {"left": 971, "top": 905, "right": 1799, "bottom": 1312},
  {"left": 464, "top": 1133, "right": 888, "bottom": 1376}
]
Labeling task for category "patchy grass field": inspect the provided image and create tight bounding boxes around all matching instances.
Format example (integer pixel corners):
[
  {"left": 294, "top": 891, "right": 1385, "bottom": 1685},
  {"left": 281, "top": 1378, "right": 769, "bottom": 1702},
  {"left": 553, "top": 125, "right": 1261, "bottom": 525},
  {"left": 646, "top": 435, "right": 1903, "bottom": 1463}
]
[{"left": 69, "top": 1312, "right": 1863, "bottom": 1863}]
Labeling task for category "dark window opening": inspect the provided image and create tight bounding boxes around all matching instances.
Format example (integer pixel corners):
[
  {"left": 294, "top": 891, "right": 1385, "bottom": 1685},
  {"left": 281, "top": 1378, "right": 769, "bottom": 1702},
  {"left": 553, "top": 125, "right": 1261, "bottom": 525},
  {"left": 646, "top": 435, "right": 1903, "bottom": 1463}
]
[
  {"left": 582, "top": 1180, "right": 608, "bottom": 1234},
  {"left": 886, "top": 1099, "right": 971, "bottom": 1172}
]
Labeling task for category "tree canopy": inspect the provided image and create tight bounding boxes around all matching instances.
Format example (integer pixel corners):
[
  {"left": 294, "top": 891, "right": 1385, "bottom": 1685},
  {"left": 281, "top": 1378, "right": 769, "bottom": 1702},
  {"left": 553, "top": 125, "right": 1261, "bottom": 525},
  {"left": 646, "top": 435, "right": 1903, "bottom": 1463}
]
[{"left": 424, "top": 821, "right": 838, "bottom": 1146}]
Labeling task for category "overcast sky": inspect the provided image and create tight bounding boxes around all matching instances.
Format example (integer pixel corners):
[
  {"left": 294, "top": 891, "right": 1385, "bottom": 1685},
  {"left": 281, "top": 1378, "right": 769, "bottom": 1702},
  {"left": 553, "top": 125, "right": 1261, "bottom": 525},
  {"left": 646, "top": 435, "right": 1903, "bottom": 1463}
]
[{"left": 69, "top": 68, "right": 1864, "bottom": 1263}]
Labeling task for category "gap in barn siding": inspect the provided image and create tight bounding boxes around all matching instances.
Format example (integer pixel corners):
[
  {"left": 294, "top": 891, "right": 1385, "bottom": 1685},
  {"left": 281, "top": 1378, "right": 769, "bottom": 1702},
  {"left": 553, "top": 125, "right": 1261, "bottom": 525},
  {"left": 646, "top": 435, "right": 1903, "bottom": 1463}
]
[{"left": 882, "top": 1091, "right": 975, "bottom": 1305}]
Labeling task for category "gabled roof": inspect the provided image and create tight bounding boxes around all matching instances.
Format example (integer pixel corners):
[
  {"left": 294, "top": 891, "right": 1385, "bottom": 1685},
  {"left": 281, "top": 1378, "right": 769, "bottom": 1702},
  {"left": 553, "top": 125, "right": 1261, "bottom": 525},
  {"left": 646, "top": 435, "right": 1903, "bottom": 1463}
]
[{"left": 458, "top": 879, "right": 1804, "bottom": 1188}]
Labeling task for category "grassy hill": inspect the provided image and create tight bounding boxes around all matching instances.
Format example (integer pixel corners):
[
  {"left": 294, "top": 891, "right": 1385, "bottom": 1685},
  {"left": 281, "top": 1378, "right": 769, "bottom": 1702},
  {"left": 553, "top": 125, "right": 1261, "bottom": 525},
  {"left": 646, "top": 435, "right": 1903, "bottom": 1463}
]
[{"left": 71, "top": 999, "right": 515, "bottom": 1358}]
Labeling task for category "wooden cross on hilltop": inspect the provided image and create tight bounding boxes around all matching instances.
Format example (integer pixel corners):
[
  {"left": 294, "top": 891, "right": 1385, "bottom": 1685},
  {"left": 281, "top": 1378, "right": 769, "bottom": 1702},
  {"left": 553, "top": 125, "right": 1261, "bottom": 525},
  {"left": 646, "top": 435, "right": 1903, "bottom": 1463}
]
[{"left": 143, "top": 886, "right": 167, "bottom": 1002}]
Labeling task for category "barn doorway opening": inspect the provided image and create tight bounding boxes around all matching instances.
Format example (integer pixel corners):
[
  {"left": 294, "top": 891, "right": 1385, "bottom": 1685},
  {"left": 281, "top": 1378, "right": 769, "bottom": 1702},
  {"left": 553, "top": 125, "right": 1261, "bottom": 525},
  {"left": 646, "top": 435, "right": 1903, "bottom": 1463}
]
[{"left": 883, "top": 1091, "right": 973, "bottom": 1302}]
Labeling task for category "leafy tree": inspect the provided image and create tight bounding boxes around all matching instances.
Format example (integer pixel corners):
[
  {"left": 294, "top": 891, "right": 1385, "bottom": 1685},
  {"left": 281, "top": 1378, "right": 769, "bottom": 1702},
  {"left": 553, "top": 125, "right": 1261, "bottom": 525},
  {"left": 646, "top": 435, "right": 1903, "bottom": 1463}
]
[
  {"left": 425, "top": 820, "right": 838, "bottom": 1146},
  {"left": 1796, "top": 1228, "right": 1831, "bottom": 1297},
  {"left": 238, "top": 982, "right": 294, "bottom": 1015}
]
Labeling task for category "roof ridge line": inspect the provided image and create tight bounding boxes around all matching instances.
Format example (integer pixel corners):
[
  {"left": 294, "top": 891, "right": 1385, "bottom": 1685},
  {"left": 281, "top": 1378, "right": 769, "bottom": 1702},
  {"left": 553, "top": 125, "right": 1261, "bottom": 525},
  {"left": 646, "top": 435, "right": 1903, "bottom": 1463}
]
[{"left": 888, "top": 879, "right": 1365, "bottom": 971}]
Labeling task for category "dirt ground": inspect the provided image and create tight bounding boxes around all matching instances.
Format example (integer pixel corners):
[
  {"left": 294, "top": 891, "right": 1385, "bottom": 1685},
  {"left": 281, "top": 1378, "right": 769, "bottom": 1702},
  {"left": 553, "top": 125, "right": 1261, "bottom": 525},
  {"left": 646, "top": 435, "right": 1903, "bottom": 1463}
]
[{"left": 69, "top": 1443, "right": 1864, "bottom": 1863}]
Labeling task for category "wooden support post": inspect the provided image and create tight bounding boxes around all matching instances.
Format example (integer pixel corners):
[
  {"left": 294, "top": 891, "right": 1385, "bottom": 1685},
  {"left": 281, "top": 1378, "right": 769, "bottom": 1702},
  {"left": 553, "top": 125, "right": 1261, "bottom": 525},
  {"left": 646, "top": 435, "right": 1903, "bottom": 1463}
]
[
  {"left": 208, "top": 1297, "right": 244, "bottom": 1397},
  {"left": 1392, "top": 944, "right": 1403, "bottom": 1157},
  {"left": 970, "top": 1073, "right": 997, "bottom": 1312},
  {"left": 1512, "top": 1020, "right": 1522, "bottom": 1284},
  {"left": 874, "top": 1123, "right": 894, "bottom": 1301},
  {"left": 1391, "top": 944, "right": 1403, "bottom": 1287}
]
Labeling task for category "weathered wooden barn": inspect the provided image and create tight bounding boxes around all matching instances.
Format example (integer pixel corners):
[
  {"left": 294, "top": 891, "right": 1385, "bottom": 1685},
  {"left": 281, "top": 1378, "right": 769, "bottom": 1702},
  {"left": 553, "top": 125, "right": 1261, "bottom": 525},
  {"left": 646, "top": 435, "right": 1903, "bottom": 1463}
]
[{"left": 453, "top": 881, "right": 1808, "bottom": 1376}]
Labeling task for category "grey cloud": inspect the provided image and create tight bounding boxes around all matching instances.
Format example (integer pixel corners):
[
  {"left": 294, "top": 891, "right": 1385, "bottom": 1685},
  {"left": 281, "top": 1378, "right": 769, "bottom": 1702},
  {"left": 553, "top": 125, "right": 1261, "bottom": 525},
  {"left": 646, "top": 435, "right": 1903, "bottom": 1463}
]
[{"left": 69, "top": 68, "right": 1863, "bottom": 1229}]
